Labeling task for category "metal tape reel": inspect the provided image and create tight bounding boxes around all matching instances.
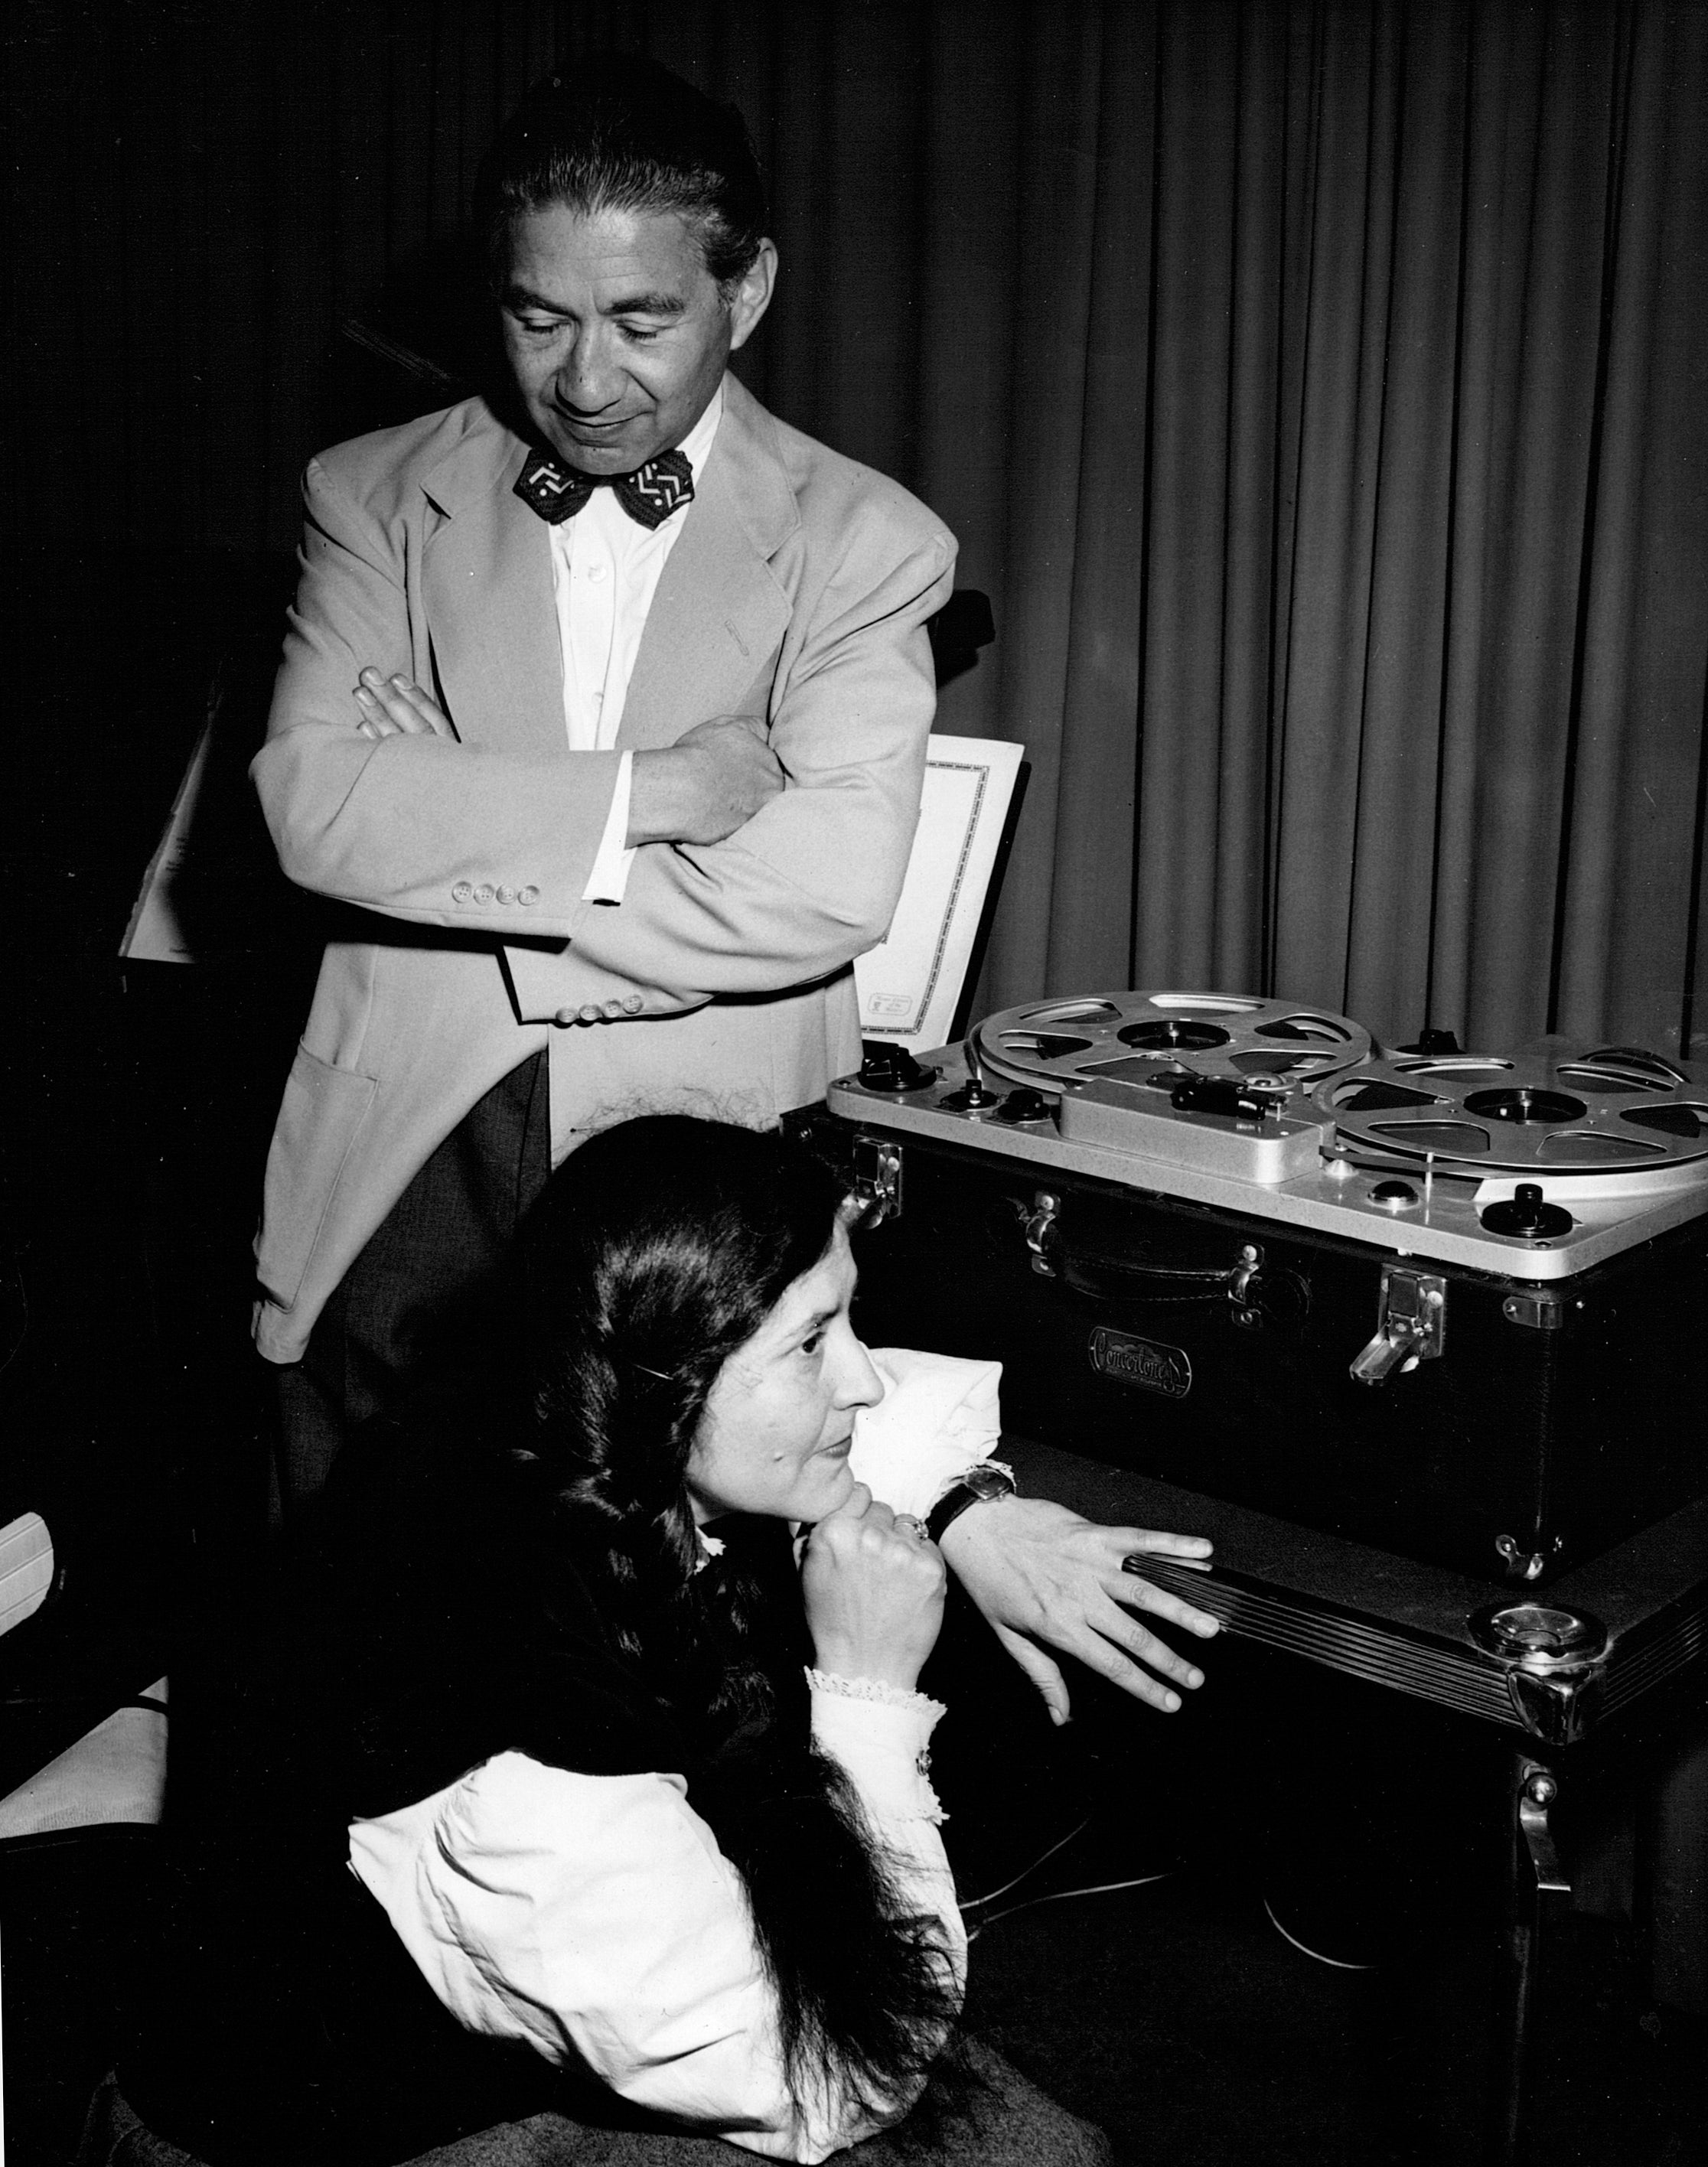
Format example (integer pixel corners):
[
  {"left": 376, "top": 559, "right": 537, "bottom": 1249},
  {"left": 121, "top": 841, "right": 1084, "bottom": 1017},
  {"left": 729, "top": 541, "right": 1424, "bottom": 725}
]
[
  {"left": 973, "top": 989, "right": 1374, "bottom": 1098},
  {"left": 1318, "top": 1044, "right": 1708, "bottom": 1175}
]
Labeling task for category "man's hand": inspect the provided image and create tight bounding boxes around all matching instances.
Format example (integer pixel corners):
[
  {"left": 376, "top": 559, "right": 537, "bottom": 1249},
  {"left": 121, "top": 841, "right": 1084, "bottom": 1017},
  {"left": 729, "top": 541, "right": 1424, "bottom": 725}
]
[
  {"left": 628, "top": 717, "right": 785, "bottom": 846},
  {"left": 936, "top": 1497, "right": 1217, "bottom": 1725},
  {"left": 354, "top": 668, "right": 454, "bottom": 739}
]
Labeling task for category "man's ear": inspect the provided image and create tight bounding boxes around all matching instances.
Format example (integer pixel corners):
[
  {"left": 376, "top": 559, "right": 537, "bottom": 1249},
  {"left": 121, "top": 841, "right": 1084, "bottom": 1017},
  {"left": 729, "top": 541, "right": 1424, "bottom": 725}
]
[{"left": 726, "top": 240, "right": 778, "bottom": 354}]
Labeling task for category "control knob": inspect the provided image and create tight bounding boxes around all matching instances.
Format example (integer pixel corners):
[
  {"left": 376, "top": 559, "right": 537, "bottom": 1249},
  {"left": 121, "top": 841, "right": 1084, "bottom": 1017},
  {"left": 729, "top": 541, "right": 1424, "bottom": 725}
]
[
  {"left": 1480, "top": 1183, "right": 1573, "bottom": 1240},
  {"left": 857, "top": 1042, "right": 937, "bottom": 1094}
]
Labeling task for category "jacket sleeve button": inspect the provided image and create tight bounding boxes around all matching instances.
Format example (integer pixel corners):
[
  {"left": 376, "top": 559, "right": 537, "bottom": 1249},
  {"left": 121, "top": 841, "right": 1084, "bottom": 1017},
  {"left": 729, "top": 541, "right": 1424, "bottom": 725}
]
[
  {"left": 518, "top": 885, "right": 540, "bottom": 906},
  {"left": 451, "top": 881, "right": 473, "bottom": 904},
  {"left": 621, "top": 995, "right": 644, "bottom": 1015},
  {"left": 496, "top": 885, "right": 517, "bottom": 905},
  {"left": 554, "top": 1007, "right": 577, "bottom": 1027},
  {"left": 472, "top": 884, "right": 495, "bottom": 904},
  {"left": 579, "top": 1003, "right": 602, "bottom": 1024}
]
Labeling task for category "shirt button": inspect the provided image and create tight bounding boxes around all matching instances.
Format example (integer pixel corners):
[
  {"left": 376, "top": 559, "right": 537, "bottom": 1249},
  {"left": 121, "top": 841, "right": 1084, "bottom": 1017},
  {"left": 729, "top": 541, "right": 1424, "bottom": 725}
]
[
  {"left": 518, "top": 886, "right": 540, "bottom": 906},
  {"left": 621, "top": 995, "right": 644, "bottom": 1015},
  {"left": 578, "top": 1003, "right": 602, "bottom": 1024},
  {"left": 451, "top": 881, "right": 472, "bottom": 904},
  {"left": 496, "top": 885, "right": 517, "bottom": 905},
  {"left": 554, "top": 1007, "right": 577, "bottom": 1027},
  {"left": 588, "top": 562, "right": 608, "bottom": 584}
]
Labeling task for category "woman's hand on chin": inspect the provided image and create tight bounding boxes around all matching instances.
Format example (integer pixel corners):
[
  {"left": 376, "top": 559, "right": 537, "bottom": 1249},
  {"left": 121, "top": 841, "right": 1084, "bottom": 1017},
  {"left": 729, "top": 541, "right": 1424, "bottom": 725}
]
[{"left": 801, "top": 1483, "right": 947, "bottom": 1693}]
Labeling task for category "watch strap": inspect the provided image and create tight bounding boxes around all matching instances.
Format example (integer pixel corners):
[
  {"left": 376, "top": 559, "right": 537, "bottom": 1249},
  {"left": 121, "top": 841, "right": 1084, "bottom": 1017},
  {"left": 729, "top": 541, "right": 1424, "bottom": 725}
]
[{"left": 925, "top": 1460, "right": 1017, "bottom": 1544}]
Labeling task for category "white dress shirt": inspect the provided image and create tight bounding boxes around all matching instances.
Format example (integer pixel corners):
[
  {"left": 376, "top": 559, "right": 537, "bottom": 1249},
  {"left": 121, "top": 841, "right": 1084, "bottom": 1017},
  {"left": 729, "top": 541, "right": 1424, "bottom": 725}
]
[
  {"left": 559, "top": 386, "right": 725, "bottom": 904},
  {"left": 347, "top": 1347, "right": 1000, "bottom": 2162}
]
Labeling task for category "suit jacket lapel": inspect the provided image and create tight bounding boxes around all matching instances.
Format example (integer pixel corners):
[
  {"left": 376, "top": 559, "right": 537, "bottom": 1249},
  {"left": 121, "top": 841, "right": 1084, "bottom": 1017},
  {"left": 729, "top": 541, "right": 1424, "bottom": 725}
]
[
  {"left": 410, "top": 383, "right": 799, "bottom": 755},
  {"left": 419, "top": 419, "right": 566, "bottom": 756},
  {"left": 619, "top": 376, "right": 799, "bottom": 750}
]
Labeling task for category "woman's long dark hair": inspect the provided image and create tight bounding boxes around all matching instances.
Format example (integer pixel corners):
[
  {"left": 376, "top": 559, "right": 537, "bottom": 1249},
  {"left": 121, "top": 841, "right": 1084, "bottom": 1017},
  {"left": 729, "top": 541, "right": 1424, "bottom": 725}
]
[{"left": 518, "top": 1116, "right": 958, "bottom": 2125}]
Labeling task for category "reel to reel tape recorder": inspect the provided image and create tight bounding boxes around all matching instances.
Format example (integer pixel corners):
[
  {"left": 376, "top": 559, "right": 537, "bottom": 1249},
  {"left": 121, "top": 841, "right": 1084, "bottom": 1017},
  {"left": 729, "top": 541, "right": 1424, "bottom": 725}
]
[
  {"left": 865, "top": 989, "right": 1708, "bottom": 1276},
  {"left": 806, "top": 991, "right": 1708, "bottom": 1588}
]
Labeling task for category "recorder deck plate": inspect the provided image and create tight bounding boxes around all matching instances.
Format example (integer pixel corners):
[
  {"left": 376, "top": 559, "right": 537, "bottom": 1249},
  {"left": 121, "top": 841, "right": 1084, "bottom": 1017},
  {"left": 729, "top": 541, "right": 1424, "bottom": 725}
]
[{"left": 831, "top": 995, "right": 1708, "bottom": 1281}]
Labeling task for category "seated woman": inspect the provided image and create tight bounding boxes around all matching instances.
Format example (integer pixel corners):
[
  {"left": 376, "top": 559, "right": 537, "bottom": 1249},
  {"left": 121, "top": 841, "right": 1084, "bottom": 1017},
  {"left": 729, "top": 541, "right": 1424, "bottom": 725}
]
[{"left": 92, "top": 1116, "right": 1110, "bottom": 2166}]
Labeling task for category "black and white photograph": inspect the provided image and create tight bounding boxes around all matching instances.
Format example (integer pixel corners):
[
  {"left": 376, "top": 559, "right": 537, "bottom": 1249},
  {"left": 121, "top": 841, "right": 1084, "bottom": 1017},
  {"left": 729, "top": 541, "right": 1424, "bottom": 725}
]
[{"left": 4, "top": 3, "right": 1707, "bottom": 2162}]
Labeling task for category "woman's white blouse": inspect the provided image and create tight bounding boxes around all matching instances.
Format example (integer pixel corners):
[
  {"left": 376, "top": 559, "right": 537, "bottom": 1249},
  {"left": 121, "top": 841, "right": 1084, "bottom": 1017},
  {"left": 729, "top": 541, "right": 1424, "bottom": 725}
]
[
  {"left": 346, "top": 1348, "right": 999, "bottom": 2162},
  {"left": 350, "top": 1689, "right": 960, "bottom": 2162}
]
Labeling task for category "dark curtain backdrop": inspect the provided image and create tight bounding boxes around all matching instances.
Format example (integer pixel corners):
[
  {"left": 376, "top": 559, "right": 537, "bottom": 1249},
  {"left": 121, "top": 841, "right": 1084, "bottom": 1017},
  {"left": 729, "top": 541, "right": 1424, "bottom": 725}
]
[{"left": 7, "top": 0, "right": 1707, "bottom": 1055}]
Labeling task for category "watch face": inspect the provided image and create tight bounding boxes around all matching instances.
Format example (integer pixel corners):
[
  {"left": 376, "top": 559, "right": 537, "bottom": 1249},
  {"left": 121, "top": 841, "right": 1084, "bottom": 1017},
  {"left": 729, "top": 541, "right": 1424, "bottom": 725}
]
[{"left": 965, "top": 1465, "right": 1015, "bottom": 1501}]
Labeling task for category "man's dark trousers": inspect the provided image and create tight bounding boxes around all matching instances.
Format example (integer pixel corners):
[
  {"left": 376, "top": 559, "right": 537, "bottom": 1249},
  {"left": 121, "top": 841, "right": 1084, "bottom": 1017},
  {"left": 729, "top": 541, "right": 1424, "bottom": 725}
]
[{"left": 274, "top": 1051, "right": 551, "bottom": 1515}]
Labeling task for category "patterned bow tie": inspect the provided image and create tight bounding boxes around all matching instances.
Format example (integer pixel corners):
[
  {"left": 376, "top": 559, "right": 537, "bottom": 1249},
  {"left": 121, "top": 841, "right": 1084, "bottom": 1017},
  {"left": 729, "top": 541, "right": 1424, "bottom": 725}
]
[{"left": 513, "top": 445, "right": 695, "bottom": 530}]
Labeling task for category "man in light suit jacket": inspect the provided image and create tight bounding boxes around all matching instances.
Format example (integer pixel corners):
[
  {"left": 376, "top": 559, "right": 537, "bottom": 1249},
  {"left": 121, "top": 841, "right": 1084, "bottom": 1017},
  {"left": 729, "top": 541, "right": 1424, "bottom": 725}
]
[{"left": 254, "top": 54, "right": 1218, "bottom": 1720}]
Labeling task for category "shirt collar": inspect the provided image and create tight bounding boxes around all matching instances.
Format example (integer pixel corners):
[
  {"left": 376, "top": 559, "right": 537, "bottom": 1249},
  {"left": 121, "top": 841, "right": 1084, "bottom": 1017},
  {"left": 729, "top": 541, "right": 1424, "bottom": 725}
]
[{"left": 542, "top": 382, "right": 722, "bottom": 550}]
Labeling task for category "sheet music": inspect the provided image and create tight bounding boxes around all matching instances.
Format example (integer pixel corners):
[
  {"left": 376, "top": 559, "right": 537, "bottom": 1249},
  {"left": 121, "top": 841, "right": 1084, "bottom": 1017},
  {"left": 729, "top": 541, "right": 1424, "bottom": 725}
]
[
  {"left": 119, "top": 714, "right": 214, "bottom": 963},
  {"left": 855, "top": 735, "right": 1024, "bottom": 1054}
]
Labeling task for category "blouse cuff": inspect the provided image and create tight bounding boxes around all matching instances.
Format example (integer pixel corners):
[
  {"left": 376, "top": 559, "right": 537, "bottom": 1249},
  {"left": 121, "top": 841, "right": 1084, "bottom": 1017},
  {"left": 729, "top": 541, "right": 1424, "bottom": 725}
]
[
  {"left": 846, "top": 1348, "right": 1003, "bottom": 1520},
  {"left": 807, "top": 1671, "right": 947, "bottom": 1826}
]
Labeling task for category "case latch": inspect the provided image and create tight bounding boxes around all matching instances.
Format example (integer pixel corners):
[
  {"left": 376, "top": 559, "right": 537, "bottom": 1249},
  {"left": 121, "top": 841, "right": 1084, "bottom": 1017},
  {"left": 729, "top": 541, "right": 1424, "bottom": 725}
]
[
  {"left": 1024, "top": 1191, "right": 1061, "bottom": 1276},
  {"left": 846, "top": 1136, "right": 905, "bottom": 1227},
  {"left": 1349, "top": 1266, "right": 1446, "bottom": 1385},
  {"left": 1227, "top": 1243, "right": 1263, "bottom": 1328}
]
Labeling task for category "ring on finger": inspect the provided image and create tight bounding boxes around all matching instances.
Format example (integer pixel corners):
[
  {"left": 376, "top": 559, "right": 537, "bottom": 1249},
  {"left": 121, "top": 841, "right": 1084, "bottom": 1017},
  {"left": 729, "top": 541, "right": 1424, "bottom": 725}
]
[{"left": 895, "top": 1514, "right": 929, "bottom": 1543}]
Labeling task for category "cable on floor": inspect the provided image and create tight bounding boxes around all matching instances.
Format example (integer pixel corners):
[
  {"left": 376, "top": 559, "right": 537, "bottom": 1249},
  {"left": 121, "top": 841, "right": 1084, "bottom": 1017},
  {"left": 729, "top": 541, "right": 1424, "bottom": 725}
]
[
  {"left": 967, "top": 1870, "right": 1173, "bottom": 1942},
  {"left": 960, "top": 1815, "right": 1090, "bottom": 1912},
  {"left": 1260, "top": 1894, "right": 1379, "bottom": 1971}
]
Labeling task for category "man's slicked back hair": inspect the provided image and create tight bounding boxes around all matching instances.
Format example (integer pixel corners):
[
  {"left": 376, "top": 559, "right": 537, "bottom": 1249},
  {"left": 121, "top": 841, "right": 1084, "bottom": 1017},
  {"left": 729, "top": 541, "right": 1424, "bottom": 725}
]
[{"left": 476, "top": 54, "right": 768, "bottom": 292}]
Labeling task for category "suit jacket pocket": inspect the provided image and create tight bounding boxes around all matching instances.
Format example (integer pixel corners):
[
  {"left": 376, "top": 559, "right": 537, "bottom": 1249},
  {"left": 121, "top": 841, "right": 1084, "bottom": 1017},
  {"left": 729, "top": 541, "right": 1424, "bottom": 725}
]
[{"left": 258, "top": 1042, "right": 380, "bottom": 1312}]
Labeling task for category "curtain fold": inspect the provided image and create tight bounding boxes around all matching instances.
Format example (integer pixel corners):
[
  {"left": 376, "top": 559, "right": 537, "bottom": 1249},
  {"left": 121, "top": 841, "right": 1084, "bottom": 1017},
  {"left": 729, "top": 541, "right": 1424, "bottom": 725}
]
[
  {"left": 8, "top": 0, "right": 1705, "bottom": 1055},
  {"left": 965, "top": 0, "right": 1708, "bottom": 1057},
  {"left": 1045, "top": 0, "right": 1156, "bottom": 996},
  {"left": 1556, "top": 0, "right": 1708, "bottom": 1045}
]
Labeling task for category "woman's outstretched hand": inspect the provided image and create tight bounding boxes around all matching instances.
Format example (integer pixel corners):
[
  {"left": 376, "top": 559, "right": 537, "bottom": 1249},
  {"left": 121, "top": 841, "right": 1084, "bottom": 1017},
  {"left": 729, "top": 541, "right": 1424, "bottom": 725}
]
[
  {"left": 801, "top": 1484, "right": 947, "bottom": 1693},
  {"left": 935, "top": 1501, "right": 1217, "bottom": 1724}
]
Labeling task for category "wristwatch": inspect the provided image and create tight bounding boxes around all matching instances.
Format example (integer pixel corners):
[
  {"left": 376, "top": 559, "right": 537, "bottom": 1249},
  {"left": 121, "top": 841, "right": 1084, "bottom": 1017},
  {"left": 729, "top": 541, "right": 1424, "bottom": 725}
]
[{"left": 926, "top": 1459, "right": 1018, "bottom": 1544}]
